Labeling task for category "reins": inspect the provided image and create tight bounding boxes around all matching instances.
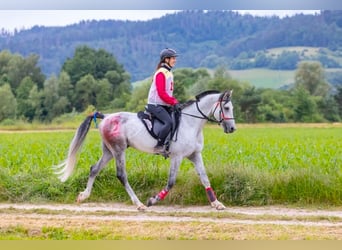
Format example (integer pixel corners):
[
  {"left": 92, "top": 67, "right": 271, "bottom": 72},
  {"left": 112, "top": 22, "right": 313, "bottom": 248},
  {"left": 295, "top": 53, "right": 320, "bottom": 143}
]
[{"left": 182, "top": 93, "right": 235, "bottom": 125}]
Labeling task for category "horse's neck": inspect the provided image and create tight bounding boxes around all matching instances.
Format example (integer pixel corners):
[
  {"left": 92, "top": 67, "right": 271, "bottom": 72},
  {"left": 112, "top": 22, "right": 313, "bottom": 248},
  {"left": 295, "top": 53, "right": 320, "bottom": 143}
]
[
  {"left": 196, "top": 94, "right": 219, "bottom": 116},
  {"left": 182, "top": 94, "right": 219, "bottom": 129}
]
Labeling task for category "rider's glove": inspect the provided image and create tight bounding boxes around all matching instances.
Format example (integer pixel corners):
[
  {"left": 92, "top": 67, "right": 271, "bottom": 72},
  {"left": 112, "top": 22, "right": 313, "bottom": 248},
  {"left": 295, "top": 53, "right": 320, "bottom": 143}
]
[{"left": 174, "top": 103, "right": 182, "bottom": 112}]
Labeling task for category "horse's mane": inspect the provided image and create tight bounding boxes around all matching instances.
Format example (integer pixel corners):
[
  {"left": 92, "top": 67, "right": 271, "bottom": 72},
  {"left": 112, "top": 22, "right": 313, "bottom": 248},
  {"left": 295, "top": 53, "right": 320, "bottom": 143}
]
[
  {"left": 195, "top": 90, "right": 220, "bottom": 100},
  {"left": 182, "top": 90, "right": 220, "bottom": 109}
]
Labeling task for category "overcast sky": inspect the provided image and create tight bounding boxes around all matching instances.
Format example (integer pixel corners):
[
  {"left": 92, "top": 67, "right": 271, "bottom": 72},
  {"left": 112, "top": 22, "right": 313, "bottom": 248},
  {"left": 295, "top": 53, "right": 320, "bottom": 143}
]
[{"left": 0, "top": 10, "right": 320, "bottom": 32}]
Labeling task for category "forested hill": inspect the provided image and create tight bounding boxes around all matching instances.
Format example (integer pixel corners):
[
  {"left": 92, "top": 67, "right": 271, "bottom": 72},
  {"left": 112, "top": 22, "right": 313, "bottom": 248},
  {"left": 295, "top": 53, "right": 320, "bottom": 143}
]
[{"left": 1, "top": 10, "right": 342, "bottom": 82}]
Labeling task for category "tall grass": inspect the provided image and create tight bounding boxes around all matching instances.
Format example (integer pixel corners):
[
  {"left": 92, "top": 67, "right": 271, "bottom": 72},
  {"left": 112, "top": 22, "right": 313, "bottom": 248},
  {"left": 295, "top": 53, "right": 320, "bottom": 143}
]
[{"left": 1, "top": 124, "right": 342, "bottom": 206}]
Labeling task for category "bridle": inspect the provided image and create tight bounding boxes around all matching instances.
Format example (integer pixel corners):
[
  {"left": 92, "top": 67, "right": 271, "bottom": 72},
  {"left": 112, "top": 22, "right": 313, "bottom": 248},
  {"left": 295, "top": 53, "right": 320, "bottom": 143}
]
[{"left": 182, "top": 92, "right": 235, "bottom": 125}]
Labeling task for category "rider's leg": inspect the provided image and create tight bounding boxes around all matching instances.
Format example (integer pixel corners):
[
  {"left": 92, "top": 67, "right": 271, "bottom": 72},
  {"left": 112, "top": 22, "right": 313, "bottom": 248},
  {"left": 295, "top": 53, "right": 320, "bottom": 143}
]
[{"left": 147, "top": 105, "right": 172, "bottom": 151}]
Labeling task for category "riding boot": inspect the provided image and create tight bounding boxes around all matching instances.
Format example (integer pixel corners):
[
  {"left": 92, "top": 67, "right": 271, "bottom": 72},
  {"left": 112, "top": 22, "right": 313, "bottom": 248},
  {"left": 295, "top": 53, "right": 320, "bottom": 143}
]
[{"left": 153, "top": 139, "right": 165, "bottom": 154}]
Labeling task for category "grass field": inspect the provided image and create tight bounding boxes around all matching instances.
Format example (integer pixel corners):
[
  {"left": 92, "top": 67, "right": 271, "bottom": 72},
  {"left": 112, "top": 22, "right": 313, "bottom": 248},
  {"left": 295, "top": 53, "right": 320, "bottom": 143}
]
[
  {"left": 229, "top": 69, "right": 295, "bottom": 89},
  {"left": 1, "top": 123, "right": 342, "bottom": 207}
]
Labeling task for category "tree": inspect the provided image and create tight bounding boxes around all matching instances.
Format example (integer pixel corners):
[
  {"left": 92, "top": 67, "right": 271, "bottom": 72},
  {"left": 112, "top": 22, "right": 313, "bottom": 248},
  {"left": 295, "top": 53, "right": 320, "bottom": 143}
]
[
  {"left": 95, "top": 78, "right": 113, "bottom": 110},
  {"left": 16, "top": 77, "right": 37, "bottom": 120},
  {"left": 5, "top": 53, "right": 45, "bottom": 92},
  {"left": 0, "top": 50, "right": 12, "bottom": 75},
  {"left": 173, "top": 68, "right": 210, "bottom": 89},
  {"left": 317, "top": 96, "right": 340, "bottom": 122},
  {"left": 62, "top": 45, "right": 131, "bottom": 111},
  {"left": 239, "top": 86, "right": 262, "bottom": 123},
  {"left": 254, "top": 51, "right": 270, "bottom": 68},
  {"left": 269, "top": 51, "right": 300, "bottom": 70},
  {"left": 206, "top": 67, "right": 249, "bottom": 98},
  {"left": 62, "top": 46, "right": 97, "bottom": 85},
  {"left": 294, "top": 61, "right": 330, "bottom": 97},
  {"left": 74, "top": 74, "right": 97, "bottom": 111},
  {"left": 42, "top": 75, "right": 61, "bottom": 121},
  {"left": 257, "top": 89, "right": 288, "bottom": 122},
  {"left": 125, "top": 80, "right": 150, "bottom": 112},
  {"left": 0, "top": 84, "right": 17, "bottom": 122},
  {"left": 94, "top": 48, "right": 124, "bottom": 79},
  {"left": 293, "top": 87, "right": 322, "bottom": 122},
  {"left": 188, "top": 77, "right": 209, "bottom": 96},
  {"left": 57, "top": 71, "right": 73, "bottom": 112},
  {"left": 53, "top": 97, "right": 70, "bottom": 119},
  {"left": 334, "top": 86, "right": 342, "bottom": 118},
  {"left": 62, "top": 45, "right": 127, "bottom": 85},
  {"left": 111, "top": 80, "right": 132, "bottom": 109},
  {"left": 107, "top": 71, "right": 132, "bottom": 108},
  {"left": 28, "top": 85, "right": 43, "bottom": 121},
  {"left": 207, "top": 67, "right": 233, "bottom": 91},
  {"left": 174, "top": 68, "right": 210, "bottom": 99}
]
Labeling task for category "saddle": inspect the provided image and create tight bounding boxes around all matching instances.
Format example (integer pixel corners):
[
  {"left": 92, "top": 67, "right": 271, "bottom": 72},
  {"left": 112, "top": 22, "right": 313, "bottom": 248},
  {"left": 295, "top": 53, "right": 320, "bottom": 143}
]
[{"left": 137, "top": 106, "right": 181, "bottom": 152}]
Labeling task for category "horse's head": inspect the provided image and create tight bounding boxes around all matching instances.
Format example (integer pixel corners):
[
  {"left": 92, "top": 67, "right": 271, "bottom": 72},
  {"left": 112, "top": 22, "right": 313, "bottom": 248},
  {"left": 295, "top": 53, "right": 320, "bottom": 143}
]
[{"left": 213, "top": 90, "right": 236, "bottom": 134}]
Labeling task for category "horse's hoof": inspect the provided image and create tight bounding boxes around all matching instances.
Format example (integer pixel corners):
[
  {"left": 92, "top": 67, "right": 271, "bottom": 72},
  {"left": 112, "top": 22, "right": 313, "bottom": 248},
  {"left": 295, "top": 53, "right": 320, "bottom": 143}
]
[
  {"left": 147, "top": 196, "right": 158, "bottom": 207},
  {"left": 76, "top": 194, "right": 82, "bottom": 203},
  {"left": 216, "top": 204, "right": 226, "bottom": 210},
  {"left": 211, "top": 200, "right": 226, "bottom": 210},
  {"left": 137, "top": 204, "right": 147, "bottom": 211},
  {"left": 77, "top": 192, "right": 87, "bottom": 203}
]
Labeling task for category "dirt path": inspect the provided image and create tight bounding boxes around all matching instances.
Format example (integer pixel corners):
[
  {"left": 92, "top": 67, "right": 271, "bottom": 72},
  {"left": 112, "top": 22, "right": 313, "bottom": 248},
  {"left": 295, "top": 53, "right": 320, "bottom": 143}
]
[
  {"left": 1, "top": 202, "right": 342, "bottom": 227},
  {"left": 2, "top": 202, "right": 342, "bottom": 239}
]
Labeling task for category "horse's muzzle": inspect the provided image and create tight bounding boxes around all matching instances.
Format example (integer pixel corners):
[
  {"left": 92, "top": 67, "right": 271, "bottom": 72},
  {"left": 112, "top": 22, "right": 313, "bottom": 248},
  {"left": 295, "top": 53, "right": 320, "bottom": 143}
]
[{"left": 223, "top": 125, "right": 236, "bottom": 134}]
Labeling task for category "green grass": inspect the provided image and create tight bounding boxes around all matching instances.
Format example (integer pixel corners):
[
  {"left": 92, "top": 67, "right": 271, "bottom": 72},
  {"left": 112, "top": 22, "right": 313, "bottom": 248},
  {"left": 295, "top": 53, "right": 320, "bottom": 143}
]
[
  {"left": 1, "top": 124, "right": 342, "bottom": 206},
  {"left": 229, "top": 68, "right": 295, "bottom": 89}
]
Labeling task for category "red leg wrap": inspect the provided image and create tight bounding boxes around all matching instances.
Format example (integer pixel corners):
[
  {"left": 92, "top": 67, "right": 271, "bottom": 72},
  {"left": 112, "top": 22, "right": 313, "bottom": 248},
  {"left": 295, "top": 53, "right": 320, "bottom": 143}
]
[
  {"left": 205, "top": 187, "right": 216, "bottom": 202},
  {"left": 157, "top": 189, "right": 169, "bottom": 200}
]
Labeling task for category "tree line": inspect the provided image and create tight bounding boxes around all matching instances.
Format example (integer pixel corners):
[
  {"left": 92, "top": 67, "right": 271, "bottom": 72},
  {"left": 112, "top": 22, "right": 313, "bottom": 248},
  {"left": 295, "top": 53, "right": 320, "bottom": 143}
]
[
  {"left": 1, "top": 10, "right": 342, "bottom": 82},
  {"left": 1, "top": 45, "right": 342, "bottom": 124}
]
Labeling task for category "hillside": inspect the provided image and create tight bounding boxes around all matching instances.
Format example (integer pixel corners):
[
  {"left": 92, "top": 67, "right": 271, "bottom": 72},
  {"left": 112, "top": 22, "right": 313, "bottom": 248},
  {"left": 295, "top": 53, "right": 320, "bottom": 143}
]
[
  {"left": 1, "top": 10, "right": 342, "bottom": 83},
  {"left": 229, "top": 46, "right": 342, "bottom": 88}
]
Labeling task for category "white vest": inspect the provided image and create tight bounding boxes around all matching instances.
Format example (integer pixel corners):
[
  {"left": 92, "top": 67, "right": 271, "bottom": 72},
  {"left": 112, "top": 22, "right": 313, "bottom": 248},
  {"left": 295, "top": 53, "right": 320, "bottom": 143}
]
[{"left": 147, "top": 67, "right": 174, "bottom": 106}]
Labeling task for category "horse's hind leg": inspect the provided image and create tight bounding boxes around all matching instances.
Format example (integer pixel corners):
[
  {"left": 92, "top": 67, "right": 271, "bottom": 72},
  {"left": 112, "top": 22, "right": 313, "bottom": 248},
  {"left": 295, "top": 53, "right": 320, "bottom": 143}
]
[
  {"left": 187, "top": 152, "right": 226, "bottom": 210},
  {"left": 114, "top": 150, "right": 146, "bottom": 211},
  {"left": 77, "top": 143, "right": 113, "bottom": 203}
]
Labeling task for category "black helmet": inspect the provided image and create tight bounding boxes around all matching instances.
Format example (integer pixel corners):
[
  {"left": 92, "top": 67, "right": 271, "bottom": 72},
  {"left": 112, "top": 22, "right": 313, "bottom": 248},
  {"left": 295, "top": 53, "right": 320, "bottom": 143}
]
[{"left": 160, "top": 48, "right": 178, "bottom": 61}]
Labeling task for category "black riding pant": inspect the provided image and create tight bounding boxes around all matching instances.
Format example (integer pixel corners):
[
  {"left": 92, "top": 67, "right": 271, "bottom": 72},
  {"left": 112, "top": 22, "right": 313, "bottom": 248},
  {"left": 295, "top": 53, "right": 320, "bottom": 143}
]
[{"left": 147, "top": 104, "right": 172, "bottom": 144}]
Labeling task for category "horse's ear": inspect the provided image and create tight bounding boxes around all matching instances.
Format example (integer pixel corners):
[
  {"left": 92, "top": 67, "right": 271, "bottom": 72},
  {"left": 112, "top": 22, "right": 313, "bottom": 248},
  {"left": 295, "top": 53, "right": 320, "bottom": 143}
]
[{"left": 223, "top": 90, "right": 232, "bottom": 99}]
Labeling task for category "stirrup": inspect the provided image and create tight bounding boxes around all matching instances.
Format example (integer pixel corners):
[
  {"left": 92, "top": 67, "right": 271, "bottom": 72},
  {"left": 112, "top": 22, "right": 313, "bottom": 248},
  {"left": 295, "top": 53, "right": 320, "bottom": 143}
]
[{"left": 153, "top": 145, "right": 169, "bottom": 159}]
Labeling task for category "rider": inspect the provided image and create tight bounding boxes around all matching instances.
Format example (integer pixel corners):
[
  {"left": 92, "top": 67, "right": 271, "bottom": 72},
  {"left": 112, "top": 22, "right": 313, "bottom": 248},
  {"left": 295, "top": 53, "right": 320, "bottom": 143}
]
[{"left": 147, "top": 48, "right": 179, "bottom": 154}]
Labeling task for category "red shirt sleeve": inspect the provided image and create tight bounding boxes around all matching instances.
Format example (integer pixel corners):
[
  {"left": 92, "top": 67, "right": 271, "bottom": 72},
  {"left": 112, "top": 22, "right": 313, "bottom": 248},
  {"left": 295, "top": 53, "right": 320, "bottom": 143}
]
[{"left": 155, "top": 72, "right": 179, "bottom": 105}]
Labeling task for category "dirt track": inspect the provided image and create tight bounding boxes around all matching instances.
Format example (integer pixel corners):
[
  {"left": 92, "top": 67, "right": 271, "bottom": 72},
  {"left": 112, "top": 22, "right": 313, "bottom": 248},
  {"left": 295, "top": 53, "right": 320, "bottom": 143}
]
[
  {"left": 1, "top": 202, "right": 342, "bottom": 239},
  {"left": 1, "top": 202, "right": 342, "bottom": 227}
]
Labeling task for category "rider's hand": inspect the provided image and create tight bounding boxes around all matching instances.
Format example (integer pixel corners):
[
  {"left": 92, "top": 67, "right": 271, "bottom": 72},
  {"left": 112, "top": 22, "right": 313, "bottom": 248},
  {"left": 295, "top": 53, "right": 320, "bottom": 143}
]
[{"left": 174, "top": 103, "right": 182, "bottom": 112}]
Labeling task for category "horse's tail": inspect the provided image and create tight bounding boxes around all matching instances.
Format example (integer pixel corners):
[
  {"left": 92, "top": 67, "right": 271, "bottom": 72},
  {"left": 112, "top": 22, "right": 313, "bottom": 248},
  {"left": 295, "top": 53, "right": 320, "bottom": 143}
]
[{"left": 54, "top": 111, "right": 105, "bottom": 182}]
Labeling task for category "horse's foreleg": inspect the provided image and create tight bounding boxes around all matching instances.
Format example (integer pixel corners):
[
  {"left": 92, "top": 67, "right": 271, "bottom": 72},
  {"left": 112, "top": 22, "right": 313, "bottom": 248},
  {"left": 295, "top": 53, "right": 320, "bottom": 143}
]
[
  {"left": 147, "top": 156, "right": 182, "bottom": 207},
  {"left": 77, "top": 144, "right": 113, "bottom": 203},
  {"left": 188, "top": 152, "right": 226, "bottom": 210},
  {"left": 115, "top": 151, "right": 146, "bottom": 211}
]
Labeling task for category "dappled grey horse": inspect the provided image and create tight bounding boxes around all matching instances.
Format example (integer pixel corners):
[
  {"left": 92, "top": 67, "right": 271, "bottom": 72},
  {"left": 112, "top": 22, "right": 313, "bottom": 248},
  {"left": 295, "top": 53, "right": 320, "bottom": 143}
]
[{"left": 54, "top": 90, "right": 236, "bottom": 211}]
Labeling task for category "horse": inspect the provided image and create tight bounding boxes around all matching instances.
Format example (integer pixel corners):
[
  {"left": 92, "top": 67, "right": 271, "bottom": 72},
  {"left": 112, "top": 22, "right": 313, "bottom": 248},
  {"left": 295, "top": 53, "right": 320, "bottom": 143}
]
[{"left": 54, "top": 90, "right": 236, "bottom": 211}]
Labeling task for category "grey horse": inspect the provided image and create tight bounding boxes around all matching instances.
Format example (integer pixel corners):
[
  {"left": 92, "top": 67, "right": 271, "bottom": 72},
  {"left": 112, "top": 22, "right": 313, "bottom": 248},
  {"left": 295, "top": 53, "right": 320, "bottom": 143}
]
[{"left": 54, "top": 90, "right": 236, "bottom": 211}]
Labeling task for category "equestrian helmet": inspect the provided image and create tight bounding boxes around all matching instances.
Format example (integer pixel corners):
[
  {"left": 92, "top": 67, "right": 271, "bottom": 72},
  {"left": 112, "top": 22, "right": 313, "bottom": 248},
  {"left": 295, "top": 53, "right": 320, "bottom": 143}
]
[{"left": 160, "top": 48, "right": 178, "bottom": 61}]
